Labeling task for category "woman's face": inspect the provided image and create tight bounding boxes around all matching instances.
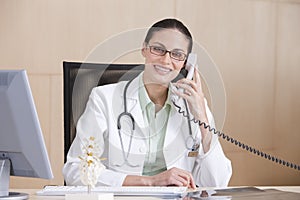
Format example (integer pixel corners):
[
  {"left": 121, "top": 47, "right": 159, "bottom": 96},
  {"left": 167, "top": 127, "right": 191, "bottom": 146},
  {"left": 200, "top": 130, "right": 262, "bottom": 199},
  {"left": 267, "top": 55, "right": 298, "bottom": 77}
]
[{"left": 142, "top": 29, "right": 190, "bottom": 86}]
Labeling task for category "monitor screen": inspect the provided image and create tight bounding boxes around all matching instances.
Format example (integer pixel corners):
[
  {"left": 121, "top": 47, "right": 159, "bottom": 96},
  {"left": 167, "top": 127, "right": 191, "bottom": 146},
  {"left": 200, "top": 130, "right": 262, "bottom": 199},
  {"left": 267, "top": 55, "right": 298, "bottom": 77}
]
[{"left": 0, "top": 70, "right": 53, "bottom": 197}]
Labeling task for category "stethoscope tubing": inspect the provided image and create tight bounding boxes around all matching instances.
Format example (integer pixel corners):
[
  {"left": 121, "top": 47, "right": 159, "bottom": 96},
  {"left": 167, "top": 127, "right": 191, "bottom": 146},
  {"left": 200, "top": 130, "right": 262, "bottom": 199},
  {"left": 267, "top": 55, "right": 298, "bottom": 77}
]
[{"left": 116, "top": 79, "right": 196, "bottom": 167}]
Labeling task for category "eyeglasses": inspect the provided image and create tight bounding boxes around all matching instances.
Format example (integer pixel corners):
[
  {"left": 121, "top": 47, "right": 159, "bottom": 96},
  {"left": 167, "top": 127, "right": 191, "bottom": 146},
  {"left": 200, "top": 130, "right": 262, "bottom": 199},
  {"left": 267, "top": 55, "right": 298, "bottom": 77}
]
[{"left": 148, "top": 45, "right": 187, "bottom": 61}]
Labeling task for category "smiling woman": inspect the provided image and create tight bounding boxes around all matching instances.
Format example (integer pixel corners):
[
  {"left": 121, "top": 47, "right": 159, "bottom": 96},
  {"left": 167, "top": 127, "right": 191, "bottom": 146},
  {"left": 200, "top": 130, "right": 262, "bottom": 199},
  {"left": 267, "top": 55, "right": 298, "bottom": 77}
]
[
  {"left": 142, "top": 28, "right": 189, "bottom": 86},
  {"left": 63, "top": 18, "right": 232, "bottom": 188},
  {"left": 0, "top": 1, "right": 298, "bottom": 188}
]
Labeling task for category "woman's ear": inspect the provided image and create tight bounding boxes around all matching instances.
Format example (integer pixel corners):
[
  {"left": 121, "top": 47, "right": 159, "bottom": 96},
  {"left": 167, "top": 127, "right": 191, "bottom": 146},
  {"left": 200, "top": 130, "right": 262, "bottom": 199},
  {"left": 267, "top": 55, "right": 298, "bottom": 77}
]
[{"left": 141, "top": 42, "right": 147, "bottom": 57}]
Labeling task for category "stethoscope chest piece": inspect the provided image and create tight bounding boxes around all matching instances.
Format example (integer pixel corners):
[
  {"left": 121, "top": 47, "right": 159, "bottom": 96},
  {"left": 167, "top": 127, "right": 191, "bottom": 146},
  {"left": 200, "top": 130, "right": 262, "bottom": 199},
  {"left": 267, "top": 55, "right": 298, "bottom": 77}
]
[{"left": 186, "top": 135, "right": 200, "bottom": 157}]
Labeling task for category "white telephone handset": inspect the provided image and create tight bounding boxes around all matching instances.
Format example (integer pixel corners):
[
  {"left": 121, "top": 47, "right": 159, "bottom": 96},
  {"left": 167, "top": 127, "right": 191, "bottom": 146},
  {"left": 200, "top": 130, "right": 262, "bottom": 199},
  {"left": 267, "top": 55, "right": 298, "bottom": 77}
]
[{"left": 171, "top": 53, "right": 197, "bottom": 102}]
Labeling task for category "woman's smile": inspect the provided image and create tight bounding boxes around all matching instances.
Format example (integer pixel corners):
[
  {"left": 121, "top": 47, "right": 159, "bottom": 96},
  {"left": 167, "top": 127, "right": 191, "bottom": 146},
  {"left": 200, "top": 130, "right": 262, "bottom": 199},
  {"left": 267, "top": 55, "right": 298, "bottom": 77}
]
[{"left": 153, "top": 64, "right": 172, "bottom": 75}]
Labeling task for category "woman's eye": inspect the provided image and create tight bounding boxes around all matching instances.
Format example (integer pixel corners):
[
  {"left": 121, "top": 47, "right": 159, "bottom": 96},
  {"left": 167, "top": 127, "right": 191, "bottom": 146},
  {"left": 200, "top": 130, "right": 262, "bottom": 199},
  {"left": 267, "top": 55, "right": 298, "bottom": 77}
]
[
  {"left": 172, "top": 51, "right": 183, "bottom": 58},
  {"left": 153, "top": 47, "right": 165, "bottom": 53}
]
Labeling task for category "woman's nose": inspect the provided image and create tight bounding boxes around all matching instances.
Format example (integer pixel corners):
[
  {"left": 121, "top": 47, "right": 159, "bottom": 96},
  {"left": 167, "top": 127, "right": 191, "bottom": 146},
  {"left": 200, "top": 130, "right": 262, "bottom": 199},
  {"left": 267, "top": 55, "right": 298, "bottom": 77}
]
[{"left": 161, "top": 52, "right": 172, "bottom": 64}]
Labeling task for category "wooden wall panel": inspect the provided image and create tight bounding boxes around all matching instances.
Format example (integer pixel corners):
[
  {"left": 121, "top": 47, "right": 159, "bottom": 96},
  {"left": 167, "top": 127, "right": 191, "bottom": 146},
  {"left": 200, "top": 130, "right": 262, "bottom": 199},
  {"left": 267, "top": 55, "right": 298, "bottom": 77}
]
[
  {"left": 272, "top": 2, "right": 300, "bottom": 185},
  {"left": 175, "top": 0, "right": 283, "bottom": 185}
]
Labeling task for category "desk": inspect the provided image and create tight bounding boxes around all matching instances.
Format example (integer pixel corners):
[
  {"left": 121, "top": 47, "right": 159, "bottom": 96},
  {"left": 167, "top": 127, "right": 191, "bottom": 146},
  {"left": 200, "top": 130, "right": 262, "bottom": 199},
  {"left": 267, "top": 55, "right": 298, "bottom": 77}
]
[
  {"left": 10, "top": 186, "right": 300, "bottom": 200},
  {"left": 258, "top": 186, "right": 300, "bottom": 193}
]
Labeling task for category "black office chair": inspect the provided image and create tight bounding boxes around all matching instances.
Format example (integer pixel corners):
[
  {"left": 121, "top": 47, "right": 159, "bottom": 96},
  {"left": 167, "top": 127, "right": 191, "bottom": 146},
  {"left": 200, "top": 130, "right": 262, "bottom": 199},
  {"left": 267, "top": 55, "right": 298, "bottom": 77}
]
[{"left": 63, "top": 61, "right": 144, "bottom": 162}]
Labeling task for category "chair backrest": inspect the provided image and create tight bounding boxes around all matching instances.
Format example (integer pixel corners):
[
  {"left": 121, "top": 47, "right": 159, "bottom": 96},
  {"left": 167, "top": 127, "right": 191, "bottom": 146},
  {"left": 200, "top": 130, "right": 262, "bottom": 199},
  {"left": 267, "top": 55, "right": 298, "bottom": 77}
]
[{"left": 63, "top": 61, "right": 144, "bottom": 162}]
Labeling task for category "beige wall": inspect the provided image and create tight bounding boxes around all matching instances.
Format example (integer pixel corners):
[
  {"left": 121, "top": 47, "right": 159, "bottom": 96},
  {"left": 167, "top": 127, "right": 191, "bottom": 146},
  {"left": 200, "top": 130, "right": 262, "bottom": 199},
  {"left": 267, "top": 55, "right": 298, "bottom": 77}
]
[{"left": 0, "top": 0, "right": 299, "bottom": 188}]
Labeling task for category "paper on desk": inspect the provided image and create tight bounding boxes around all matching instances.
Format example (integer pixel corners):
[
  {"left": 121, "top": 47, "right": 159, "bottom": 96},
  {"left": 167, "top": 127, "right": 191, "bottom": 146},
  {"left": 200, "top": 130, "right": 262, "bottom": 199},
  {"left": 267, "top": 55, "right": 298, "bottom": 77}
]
[{"left": 212, "top": 187, "right": 300, "bottom": 200}]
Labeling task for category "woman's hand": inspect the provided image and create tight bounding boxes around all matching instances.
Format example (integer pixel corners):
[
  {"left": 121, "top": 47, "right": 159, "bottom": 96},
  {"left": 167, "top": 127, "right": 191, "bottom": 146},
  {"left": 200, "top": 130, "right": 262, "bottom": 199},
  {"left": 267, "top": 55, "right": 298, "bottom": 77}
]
[
  {"left": 150, "top": 167, "right": 196, "bottom": 189},
  {"left": 123, "top": 167, "right": 196, "bottom": 189},
  {"left": 172, "top": 67, "right": 212, "bottom": 153},
  {"left": 172, "top": 67, "right": 206, "bottom": 121}
]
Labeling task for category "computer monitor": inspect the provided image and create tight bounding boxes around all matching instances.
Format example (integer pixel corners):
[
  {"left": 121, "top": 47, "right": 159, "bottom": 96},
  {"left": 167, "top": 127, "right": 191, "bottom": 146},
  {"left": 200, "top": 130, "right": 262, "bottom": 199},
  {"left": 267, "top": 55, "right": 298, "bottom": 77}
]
[{"left": 0, "top": 70, "right": 53, "bottom": 199}]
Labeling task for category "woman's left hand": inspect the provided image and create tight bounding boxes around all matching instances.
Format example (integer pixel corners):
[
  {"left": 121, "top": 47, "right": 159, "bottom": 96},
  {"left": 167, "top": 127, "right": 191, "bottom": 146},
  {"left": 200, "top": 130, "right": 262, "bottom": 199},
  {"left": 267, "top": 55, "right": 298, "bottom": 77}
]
[{"left": 172, "top": 67, "right": 212, "bottom": 153}]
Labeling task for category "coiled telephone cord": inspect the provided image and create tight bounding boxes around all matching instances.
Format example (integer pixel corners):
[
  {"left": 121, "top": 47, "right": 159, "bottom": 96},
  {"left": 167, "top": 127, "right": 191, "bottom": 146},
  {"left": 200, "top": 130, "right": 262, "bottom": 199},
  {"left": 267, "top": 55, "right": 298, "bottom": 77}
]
[{"left": 173, "top": 101, "right": 300, "bottom": 171}]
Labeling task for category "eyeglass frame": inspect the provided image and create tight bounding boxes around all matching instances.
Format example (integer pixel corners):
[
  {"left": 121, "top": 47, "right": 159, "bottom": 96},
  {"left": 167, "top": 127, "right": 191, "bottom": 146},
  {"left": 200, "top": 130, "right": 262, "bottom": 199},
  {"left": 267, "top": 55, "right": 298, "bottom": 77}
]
[{"left": 147, "top": 45, "right": 187, "bottom": 61}]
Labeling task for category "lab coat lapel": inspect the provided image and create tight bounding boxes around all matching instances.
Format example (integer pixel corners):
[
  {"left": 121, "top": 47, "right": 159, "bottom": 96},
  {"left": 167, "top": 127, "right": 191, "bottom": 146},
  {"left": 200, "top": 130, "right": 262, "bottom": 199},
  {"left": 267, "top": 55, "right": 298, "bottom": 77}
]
[
  {"left": 164, "top": 100, "right": 184, "bottom": 147},
  {"left": 164, "top": 99, "right": 193, "bottom": 168},
  {"left": 121, "top": 73, "right": 146, "bottom": 130}
]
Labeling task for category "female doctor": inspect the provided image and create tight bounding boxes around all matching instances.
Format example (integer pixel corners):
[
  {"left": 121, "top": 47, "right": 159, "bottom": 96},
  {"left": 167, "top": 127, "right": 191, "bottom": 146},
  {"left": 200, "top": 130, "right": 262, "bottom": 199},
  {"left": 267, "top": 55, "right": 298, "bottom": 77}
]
[{"left": 63, "top": 18, "right": 232, "bottom": 188}]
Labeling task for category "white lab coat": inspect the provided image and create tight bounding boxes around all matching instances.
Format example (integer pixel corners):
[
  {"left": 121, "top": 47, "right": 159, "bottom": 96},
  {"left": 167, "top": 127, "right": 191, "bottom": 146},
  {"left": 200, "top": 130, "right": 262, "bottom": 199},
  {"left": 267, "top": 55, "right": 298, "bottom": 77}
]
[{"left": 63, "top": 73, "right": 232, "bottom": 187}]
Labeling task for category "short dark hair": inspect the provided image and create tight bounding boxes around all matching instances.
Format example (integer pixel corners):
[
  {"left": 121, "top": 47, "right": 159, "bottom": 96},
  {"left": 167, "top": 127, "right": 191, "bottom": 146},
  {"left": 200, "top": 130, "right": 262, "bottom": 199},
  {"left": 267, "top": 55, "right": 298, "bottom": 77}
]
[{"left": 144, "top": 18, "right": 193, "bottom": 54}]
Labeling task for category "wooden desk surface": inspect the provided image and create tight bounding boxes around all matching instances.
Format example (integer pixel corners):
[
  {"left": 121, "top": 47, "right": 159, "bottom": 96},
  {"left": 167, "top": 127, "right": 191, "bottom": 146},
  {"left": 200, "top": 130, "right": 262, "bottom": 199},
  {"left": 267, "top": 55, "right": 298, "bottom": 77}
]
[
  {"left": 257, "top": 186, "right": 300, "bottom": 193},
  {"left": 10, "top": 186, "right": 300, "bottom": 200}
]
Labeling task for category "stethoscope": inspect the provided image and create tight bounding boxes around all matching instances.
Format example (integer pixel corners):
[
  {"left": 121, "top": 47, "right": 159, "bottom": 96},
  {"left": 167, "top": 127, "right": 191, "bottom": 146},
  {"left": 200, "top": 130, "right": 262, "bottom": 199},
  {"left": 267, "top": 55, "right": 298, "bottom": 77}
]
[{"left": 116, "top": 80, "right": 199, "bottom": 167}]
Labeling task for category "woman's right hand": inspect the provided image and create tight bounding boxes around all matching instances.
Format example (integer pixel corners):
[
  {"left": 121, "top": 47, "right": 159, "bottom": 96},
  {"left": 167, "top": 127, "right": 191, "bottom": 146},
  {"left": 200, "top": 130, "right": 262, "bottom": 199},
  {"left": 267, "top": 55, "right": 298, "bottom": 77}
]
[{"left": 150, "top": 167, "right": 196, "bottom": 189}]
